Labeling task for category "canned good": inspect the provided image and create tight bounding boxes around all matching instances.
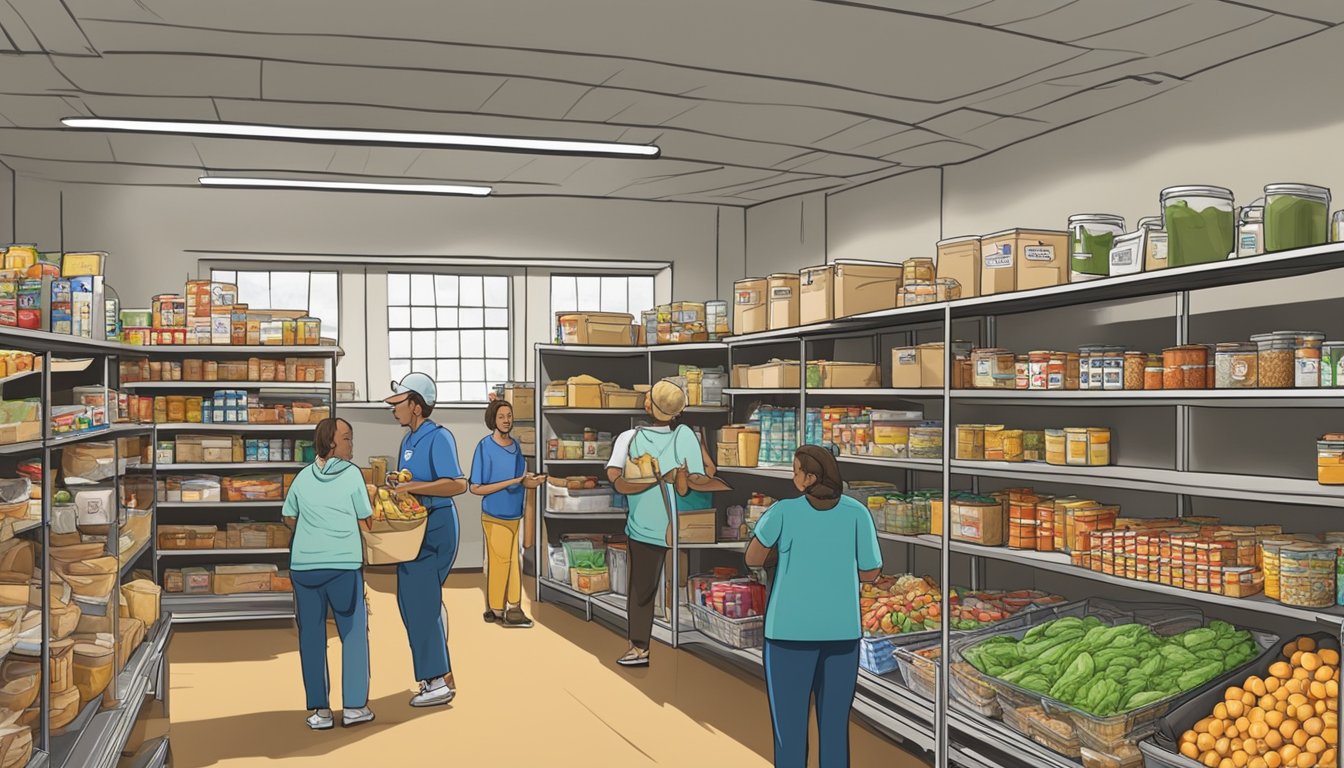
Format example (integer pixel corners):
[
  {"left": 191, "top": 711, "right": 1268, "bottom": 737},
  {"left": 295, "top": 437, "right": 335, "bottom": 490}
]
[
  {"left": 1251, "top": 332, "right": 1296, "bottom": 388},
  {"left": 1319, "top": 435, "right": 1344, "bottom": 485},
  {"left": 1260, "top": 538, "right": 1294, "bottom": 600},
  {"left": 1215, "top": 342, "right": 1257, "bottom": 388},
  {"left": 1064, "top": 428, "right": 1089, "bottom": 466},
  {"left": 1278, "top": 543, "right": 1335, "bottom": 608},
  {"left": 1044, "top": 429, "right": 1066, "bottom": 465},
  {"left": 1014, "top": 356, "right": 1029, "bottom": 390},
  {"left": 1028, "top": 351, "right": 1051, "bottom": 390},
  {"left": 1294, "top": 331, "right": 1325, "bottom": 388},
  {"left": 955, "top": 424, "right": 985, "bottom": 461}
]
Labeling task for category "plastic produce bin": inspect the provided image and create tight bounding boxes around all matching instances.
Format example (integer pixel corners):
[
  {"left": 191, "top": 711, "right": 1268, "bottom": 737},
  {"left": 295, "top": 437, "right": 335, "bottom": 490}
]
[
  {"left": 951, "top": 599, "right": 1279, "bottom": 767},
  {"left": 687, "top": 602, "right": 763, "bottom": 649}
]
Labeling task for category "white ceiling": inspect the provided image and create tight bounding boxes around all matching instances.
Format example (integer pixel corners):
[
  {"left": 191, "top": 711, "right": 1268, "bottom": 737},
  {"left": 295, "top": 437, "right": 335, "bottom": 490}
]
[{"left": 0, "top": 0, "right": 1337, "bottom": 205}]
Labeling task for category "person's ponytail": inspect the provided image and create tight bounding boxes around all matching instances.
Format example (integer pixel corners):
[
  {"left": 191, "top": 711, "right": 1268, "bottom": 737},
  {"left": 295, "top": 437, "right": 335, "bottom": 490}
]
[{"left": 795, "top": 445, "right": 842, "bottom": 502}]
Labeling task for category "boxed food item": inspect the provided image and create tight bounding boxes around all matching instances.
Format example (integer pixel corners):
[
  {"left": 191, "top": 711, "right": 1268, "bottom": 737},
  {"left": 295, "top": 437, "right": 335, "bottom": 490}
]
[
  {"left": 821, "top": 361, "right": 881, "bottom": 389},
  {"left": 892, "top": 343, "right": 946, "bottom": 388},
  {"left": 601, "top": 385, "right": 644, "bottom": 409},
  {"left": 570, "top": 567, "right": 610, "bottom": 595},
  {"left": 226, "top": 523, "right": 292, "bottom": 549},
  {"left": 677, "top": 509, "right": 717, "bottom": 545},
  {"left": 766, "top": 273, "right": 800, "bottom": 330},
  {"left": 557, "top": 312, "right": 634, "bottom": 346},
  {"left": 543, "top": 381, "right": 567, "bottom": 408},
  {"left": 162, "top": 570, "right": 183, "bottom": 593},
  {"left": 746, "top": 360, "right": 800, "bottom": 389},
  {"left": 157, "top": 525, "right": 218, "bottom": 550},
  {"left": 733, "top": 278, "right": 768, "bottom": 336},
  {"left": 985, "top": 229, "right": 1069, "bottom": 292},
  {"left": 898, "top": 278, "right": 962, "bottom": 306},
  {"left": 936, "top": 236, "right": 983, "bottom": 298},
  {"left": 181, "top": 567, "right": 211, "bottom": 595},
  {"left": 220, "top": 475, "right": 283, "bottom": 502},
  {"left": 271, "top": 570, "right": 292, "bottom": 593},
  {"left": 566, "top": 375, "right": 604, "bottom": 409},
  {"left": 212, "top": 564, "right": 276, "bottom": 595},
  {"left": 949, "top": 498, "right": 1007, "bottom": 546},
  {"left": 501, "top": 383, "right": 534, "bottom": 416},
  {"left": 799, "top": 261, "right": 903, "bottom": 324}
]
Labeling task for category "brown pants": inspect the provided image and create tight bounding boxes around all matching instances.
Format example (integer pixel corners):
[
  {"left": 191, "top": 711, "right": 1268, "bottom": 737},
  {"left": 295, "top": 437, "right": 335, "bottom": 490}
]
[{"left": 627, "top": 539, "right": 667, "bottom": 651}]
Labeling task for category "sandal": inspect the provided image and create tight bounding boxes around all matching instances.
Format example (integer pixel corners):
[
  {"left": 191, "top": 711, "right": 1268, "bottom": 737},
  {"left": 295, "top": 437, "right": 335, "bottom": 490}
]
[{"left": 616, "top": 648, "right": 650, "bottom": 667}]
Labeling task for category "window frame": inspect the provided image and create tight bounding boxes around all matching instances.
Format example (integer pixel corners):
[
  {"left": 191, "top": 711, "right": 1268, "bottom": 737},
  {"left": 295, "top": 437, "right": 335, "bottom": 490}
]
[
  {"left": 208, "top": 267, "right": 342, "bottom": 343},
  {"left": 549, "top": 273, "right": 657, "bottom": 320}
]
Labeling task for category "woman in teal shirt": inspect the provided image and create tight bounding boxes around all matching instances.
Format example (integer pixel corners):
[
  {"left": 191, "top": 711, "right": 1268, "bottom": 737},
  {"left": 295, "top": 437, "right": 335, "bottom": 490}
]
[{"left": 746, "top": 445, "right": 883, "bottom": 768}]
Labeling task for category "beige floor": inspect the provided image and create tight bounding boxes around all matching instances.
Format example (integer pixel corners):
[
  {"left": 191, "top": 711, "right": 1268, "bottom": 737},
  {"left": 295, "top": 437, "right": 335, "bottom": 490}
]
[{"left": 165, "top": 570, "right": 932, "bottom": 767}]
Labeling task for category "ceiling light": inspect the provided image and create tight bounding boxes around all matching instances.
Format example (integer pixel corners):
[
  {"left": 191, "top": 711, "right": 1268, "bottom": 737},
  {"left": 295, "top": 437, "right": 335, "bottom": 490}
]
[
  {"left": 62, "top": 118, "right": 660, "bottom": 158},
  {"left": 199, "top": 177, "right": 491, "bottom": 196}
]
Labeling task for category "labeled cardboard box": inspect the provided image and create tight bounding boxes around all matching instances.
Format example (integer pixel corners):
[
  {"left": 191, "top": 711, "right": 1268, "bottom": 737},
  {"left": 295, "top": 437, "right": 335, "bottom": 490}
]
[
  {"left": 936, "top": 237, "right": 982, "bottom": 298},
  {"left": 745, "top": 360, "right": 800, "bottom": 389},
  {"left": 892, "top": 343, "right": 946, "bottom": 388},
  {"left": 766, "top": 273, "right": 800, "bottom": 330},
  {"left": 979, "top": 233, "right": 1019, "bottom": 296},
  {"left": 556, "top": 312, "right": 635, "bottom": 346},
  {"left": 799, "top": 261, "right": 904, "bottom": 325},
  {"left": 733, "top": 278, "right": 768, "bottom": 335},
  {"left": 988, "top": 229, "right": 1070, "bottom": 291},
  {"left": 502, "top": 383, "right": 534, "bottom": 416},
  {"left": 821, "top": 361, "right": 881, "bottom": 388},
  {"left": 566, "top": 375, "right": 604, "bottom": 409}
]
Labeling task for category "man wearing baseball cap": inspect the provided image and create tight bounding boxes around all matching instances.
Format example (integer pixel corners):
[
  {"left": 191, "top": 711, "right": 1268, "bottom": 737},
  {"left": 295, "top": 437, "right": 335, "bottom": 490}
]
[{"left": 384, "top": 372, "right": 466, "bottom": 708}]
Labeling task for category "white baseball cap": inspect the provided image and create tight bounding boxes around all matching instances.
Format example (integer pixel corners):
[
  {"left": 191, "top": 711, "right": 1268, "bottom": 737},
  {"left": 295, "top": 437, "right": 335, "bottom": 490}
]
[{"left": 385, "top": 372, "right": 437, "bottom": 406}]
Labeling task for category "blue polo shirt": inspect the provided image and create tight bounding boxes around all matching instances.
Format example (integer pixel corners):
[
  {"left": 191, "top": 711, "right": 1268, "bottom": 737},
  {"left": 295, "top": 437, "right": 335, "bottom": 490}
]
[
  {"left": 396, "top": 421, "right": 464, "bottom": 515},
  {"left": 469, "top": 435, "right": 526, "bottom": 521},
  {"left": 753, "top": 494, "right": 883, "bottom": 642}
]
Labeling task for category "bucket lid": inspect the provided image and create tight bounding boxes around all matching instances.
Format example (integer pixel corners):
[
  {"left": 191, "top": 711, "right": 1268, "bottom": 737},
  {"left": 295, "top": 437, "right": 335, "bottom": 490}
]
[
  {"left": 1264, "top": 183, "right": 1331, "bottom": 201},
  {"left": 1067, "top": 214, "right": 1125, "bottom": 226},
  {"left": 1160, "top": 185, "right": 1233, "bottom": 202}
]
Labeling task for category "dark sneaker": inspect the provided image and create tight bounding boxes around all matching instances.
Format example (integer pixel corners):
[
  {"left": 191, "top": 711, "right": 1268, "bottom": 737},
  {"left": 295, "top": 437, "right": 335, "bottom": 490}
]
[
  {"left": 483, "top": 610, "right": 499, "bottom": 623},
  {"left": 501, "top": 607, "right": 533, "bottom": 628}
]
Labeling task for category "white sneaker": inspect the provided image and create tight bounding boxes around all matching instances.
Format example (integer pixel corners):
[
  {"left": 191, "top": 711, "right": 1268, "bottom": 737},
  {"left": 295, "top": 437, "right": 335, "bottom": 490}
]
[
  {"left": 342, "top": 707, "right": 375, "bottom": 727},
  {"left": 409, "top": 678, "right": 455, "bottom": 708},
  {"left": 306, "top": 709, "right": 334, "bottom": 730}
]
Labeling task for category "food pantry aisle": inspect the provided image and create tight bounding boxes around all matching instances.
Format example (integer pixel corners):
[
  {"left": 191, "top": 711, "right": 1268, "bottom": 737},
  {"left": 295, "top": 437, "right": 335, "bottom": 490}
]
[{"left": 162, "top": 570, "right": 924, "bottom": 767}]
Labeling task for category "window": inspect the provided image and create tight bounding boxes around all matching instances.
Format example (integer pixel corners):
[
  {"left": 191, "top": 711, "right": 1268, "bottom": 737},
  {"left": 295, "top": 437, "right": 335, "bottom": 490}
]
[
  {"left": 209, "top": 270, "right": 340, "bottom": 341},
  {"left": 387, "top": 273, "right": 510, "bottom": 403},
  {"left": 550, "top": 274, "right": 655, "bottom": 320}
]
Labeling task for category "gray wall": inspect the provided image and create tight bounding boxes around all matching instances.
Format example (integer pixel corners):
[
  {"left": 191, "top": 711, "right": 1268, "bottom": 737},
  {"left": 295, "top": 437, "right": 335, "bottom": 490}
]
[
  {"left": 0, "top": 164, "right": 11, "bottom": 244},
  {"left": 744, "top": 191, "right": 826, "bottom": 276}
]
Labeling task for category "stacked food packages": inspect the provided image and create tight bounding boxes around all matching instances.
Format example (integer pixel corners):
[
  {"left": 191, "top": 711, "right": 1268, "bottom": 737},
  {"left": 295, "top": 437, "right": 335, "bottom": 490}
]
[
  {"left": 860, "top": 575, "right": 1065, "bottom": 638},
  {"left": 116, "top": 390, "right": 329, "bottom": 426},
  {"left": 154, "top": 473, "right": 294, "bottom": 504},
  {"left": 120, "top": 280, "right": 324, "bottom": 346},
  {"left": 955, "top": 423, "right": 1112, "bottom": 467},
  {"left": 0, "top": 245, "right": 110, "bottom": 341},
  {"left": 119, "top": 357, "right": 329, "bottom": 384},
  {"left": 163, "top": 565, "right": 289, "bottom": 595},
  {"left": 639, "top": 301, "right": 731, "bottom": 344}
]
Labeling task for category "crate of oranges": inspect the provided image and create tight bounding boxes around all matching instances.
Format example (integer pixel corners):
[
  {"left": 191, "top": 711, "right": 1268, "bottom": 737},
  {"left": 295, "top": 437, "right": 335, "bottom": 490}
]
[{"left": 1145, "top": 633, "right": 1339, "bottom": 768}]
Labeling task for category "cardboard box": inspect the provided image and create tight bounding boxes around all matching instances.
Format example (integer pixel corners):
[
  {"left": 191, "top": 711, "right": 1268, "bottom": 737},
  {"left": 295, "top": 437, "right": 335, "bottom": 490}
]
[
  {"left": 800, "top": 261, "right": 904, "bottom": 324},
  {"left": 716, "top": 441, "right": 740, "bottom": 467},
  {"left": 746, "top": 360, "right": 800, "bottom": 389},
  {"left": 566, "top": 375, "right": 604, "bottom": 409},
  {"left": 799, "top": 265, "right": 834, "bottom": 325},
  {"left": 987, "top": 229, "right": 1069, "bottom": 291},
  {"left": 732, "top": 278, "right": 767, "bottom": 336},
  {"left": 730, "top": 364, "right": 749, "bottom": 388},
  {"left": 979, "top": 232, "right": 1020, "bottom": 296},
  {"left": 891, "top": 343, "right": 946, "bottom": 389},
  {"left": 766, "top": 273, "right": 800, "bottom": 330},
  {"left": 570, "top": 567, "right": 610, "bottom": 595},
  {"left": 212, "top": 564, "right": 276, "bottom": 595},
  {"left": 821, "top": 361, "right": 881, "bottom": 388},
  {"left": 677, "top": 509, "right": 717, "bottom": 544},
  {"left": 936, "top": 236, "right": 982, "bottom": 298},
  {"left": 556, "top": 312, "right": 635, "bottom": 346},
  {"left": 502, "top": 383, "right": 534, "bottom": 416},
  {"left": 898, "top": 279, "right": 961, "bottom": 307},
  {"left": 544, "top": 381, "right": 567, "bottom": 407},
  {"left": 601, "top": 385, "right": 644, "bottom": 409},
  {"left": 950, "top": 500, "right": 1007, "bottom": 546}
]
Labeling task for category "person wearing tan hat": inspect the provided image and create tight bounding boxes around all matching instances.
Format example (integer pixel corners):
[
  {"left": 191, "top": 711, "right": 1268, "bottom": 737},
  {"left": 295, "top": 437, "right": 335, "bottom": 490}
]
[{"left": 605, "top": 378, "right": 723, "bottom": 667}]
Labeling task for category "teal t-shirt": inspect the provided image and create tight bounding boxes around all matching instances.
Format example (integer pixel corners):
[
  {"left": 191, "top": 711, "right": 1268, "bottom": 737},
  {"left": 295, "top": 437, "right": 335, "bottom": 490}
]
[
  {"left": 607, "top": 424, "right": 707, "bottom": 547},
  {"left": 282, "top": 457, "right": 374, "bottom": 571},
  {"left": 753, "top": 494, "right": 883, "bottom": 642}
]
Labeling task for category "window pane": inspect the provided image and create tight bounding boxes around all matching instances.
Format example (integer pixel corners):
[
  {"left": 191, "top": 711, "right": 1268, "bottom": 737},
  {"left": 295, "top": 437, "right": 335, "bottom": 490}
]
[
  {"left": 437, "top": 359, "right": 460, "bottom": 382},
  {"left": 484, "top": 308, "right": 508, "bottom": 329},
  {"left": 434, "top": 275, "right": 458, "bottom": 306},
  {"left": 461, "top": 358, "right": 484, "bottom": 381},
  {"left": 629, "top": 277, "right": 655, "bottom": 315},
  {"left": 388, "top": 307, "right": 410, "bottom": 328},
  {"left": 461, "top": 330, "right": 484, "bottom": 357},
  {"left": 551, "top": 276, "right": 577, "bottom": 314},
  {"left": 411, "top": 360, "right": 436, "bottom": 385},
  {"left": 436, "top": 331, "right": 458, "bottom": 358},
  {"left": 438, "top": 383, "right": 461, "bottom": 403},
  {"left": 388, "top": 273, "right": 410, "bottom": 306},
  {"left": 410, "top": 274, "right": 435, "bottom": 306},
  {"left": 576, "top": 276, "right": 600, "bottom": 311},
  {"left": 485, "top": 359, "right": 508, "bottom": 383},
  {"left": 236, "top": 272, "right": 270, "bottom": 308},
  {"left": 271, "top": 271, "right": 310, "bottom": 311},
  {"left": 459, "top": 308, "right": 483, "bottom": 329},
  {"left": 485, "top": 330, "right": 508, "bottom": 352},
  {"left": 388, "top": 331, "right": 411, "bottom": 358},
  {"left": 484, "top": 276, "right": 509, "bottom": 308},
  {"left": 437, "top": 308, "right": 458, "bottom": 328},
  {"left": 389, "top": 359, "right": 410, "bottom": 382},
  {"left": 459, "top": 276, "right": 483, "bottom": 306},
  {"left": 461, "top": 382, "right": 488, "bottom": 402},
  {"left": 411, "top": 307, "right": 435, "bottom": 329},
  {"left": 412, "top": 330, "right": 435, "bottom": 357},
  {"left": 212, "top": 270, "right": 236, "bottom": 284},
  {"left": 601, "top": 277, "right": 627, "bottom": 312}
]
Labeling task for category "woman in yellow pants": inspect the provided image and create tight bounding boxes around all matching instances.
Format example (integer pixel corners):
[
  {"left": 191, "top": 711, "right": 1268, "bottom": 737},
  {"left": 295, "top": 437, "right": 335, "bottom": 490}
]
[{"left": 469, "top": 400, "right": 544, "bottom": 628}]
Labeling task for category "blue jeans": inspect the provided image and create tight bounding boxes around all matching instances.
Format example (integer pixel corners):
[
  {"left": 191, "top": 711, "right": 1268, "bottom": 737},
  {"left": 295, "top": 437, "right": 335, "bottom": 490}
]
[
  {"left": 396, "top": 508, "right": 459, "bottom": 682},
  {"left": 292, "top": 569, "right": 369, "bottom": 710},
  {"left": 762, "top": 638, "right": 861, "bottom": 768}
]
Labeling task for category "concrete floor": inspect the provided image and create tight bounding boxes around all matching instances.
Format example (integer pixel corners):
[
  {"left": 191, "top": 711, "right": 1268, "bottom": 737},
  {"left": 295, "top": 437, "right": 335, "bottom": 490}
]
[{"left": 163, "top": 570, "right": 931, "bottom": 767}]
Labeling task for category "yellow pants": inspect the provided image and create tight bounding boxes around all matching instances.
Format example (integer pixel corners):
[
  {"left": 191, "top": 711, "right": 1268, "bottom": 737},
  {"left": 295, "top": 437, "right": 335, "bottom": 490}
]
[{"left": 482, "top": 516, "right": 522, "bottom": 612}]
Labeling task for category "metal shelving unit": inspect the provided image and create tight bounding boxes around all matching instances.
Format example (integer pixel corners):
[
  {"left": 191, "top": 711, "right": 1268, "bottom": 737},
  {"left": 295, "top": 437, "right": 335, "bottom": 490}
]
[{"left": 529, "top": 241, "right": 1344, "bottom": 768}]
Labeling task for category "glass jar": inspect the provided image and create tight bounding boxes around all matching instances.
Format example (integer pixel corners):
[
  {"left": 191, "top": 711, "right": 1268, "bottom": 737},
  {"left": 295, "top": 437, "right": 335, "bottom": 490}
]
[
  {"left": 1236, "top": 199, "right": 1264, "bottom": 258},
  {"left": 1215, "top": 342, "right": 1258, "bottom": 389},
  {"left": 1181, "top": 364, "right": 1206, "bottom": 390},
  {"left": 1161, "top": 186, "right": 1235, "bottom": 267},
  {"left": 1323, "top": 342, "right": 1344, "bottom": 388},
  {"left": 1260, "top": 538, "right": 1294, "bottom": 600},
  {"left": 1278, "top": 544, "right": 1336, "bottom": 608},
  {"left": 1144, "top": 363, "right": 1164, "bottom": 390},
  {"left": 1252, "top": 332, "right": 1297, "bottom": 388},
  {"left": 1123, "top": 352, "right": 1145, "bottom": 390},
  {"left": 1294, "top": 332, "right": 1325, "bottom": 388},
  {"left": 1139, "top": 216, "right": 1169, "bottom": 272},
  {"left": 1028, "top": 351, "right": 1051, "bottom": 390},
  {"left": 1333, "top": 210, "right": 1344, "bottom": 242},
  {"left": 1068, "top": 214, "right": 1126, "bottom": 280},
  {"left": 1102, "top": 347, "right": 1124, "bottom": 391},
  {"left": 1264, "top": 183, "right": 1331, "bottom": 252},
  {"left": 1015, "top": 356, "right": 1029, "bottom": 390}
]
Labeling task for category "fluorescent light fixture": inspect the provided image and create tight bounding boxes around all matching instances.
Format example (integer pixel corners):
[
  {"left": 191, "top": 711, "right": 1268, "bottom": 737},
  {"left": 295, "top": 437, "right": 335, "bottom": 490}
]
[
  {"left": 199, "top": 177, "right": 492, "bottom": 196},
  {"left": 62, "top": 117, "right": 660, "bottom": 158}
]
